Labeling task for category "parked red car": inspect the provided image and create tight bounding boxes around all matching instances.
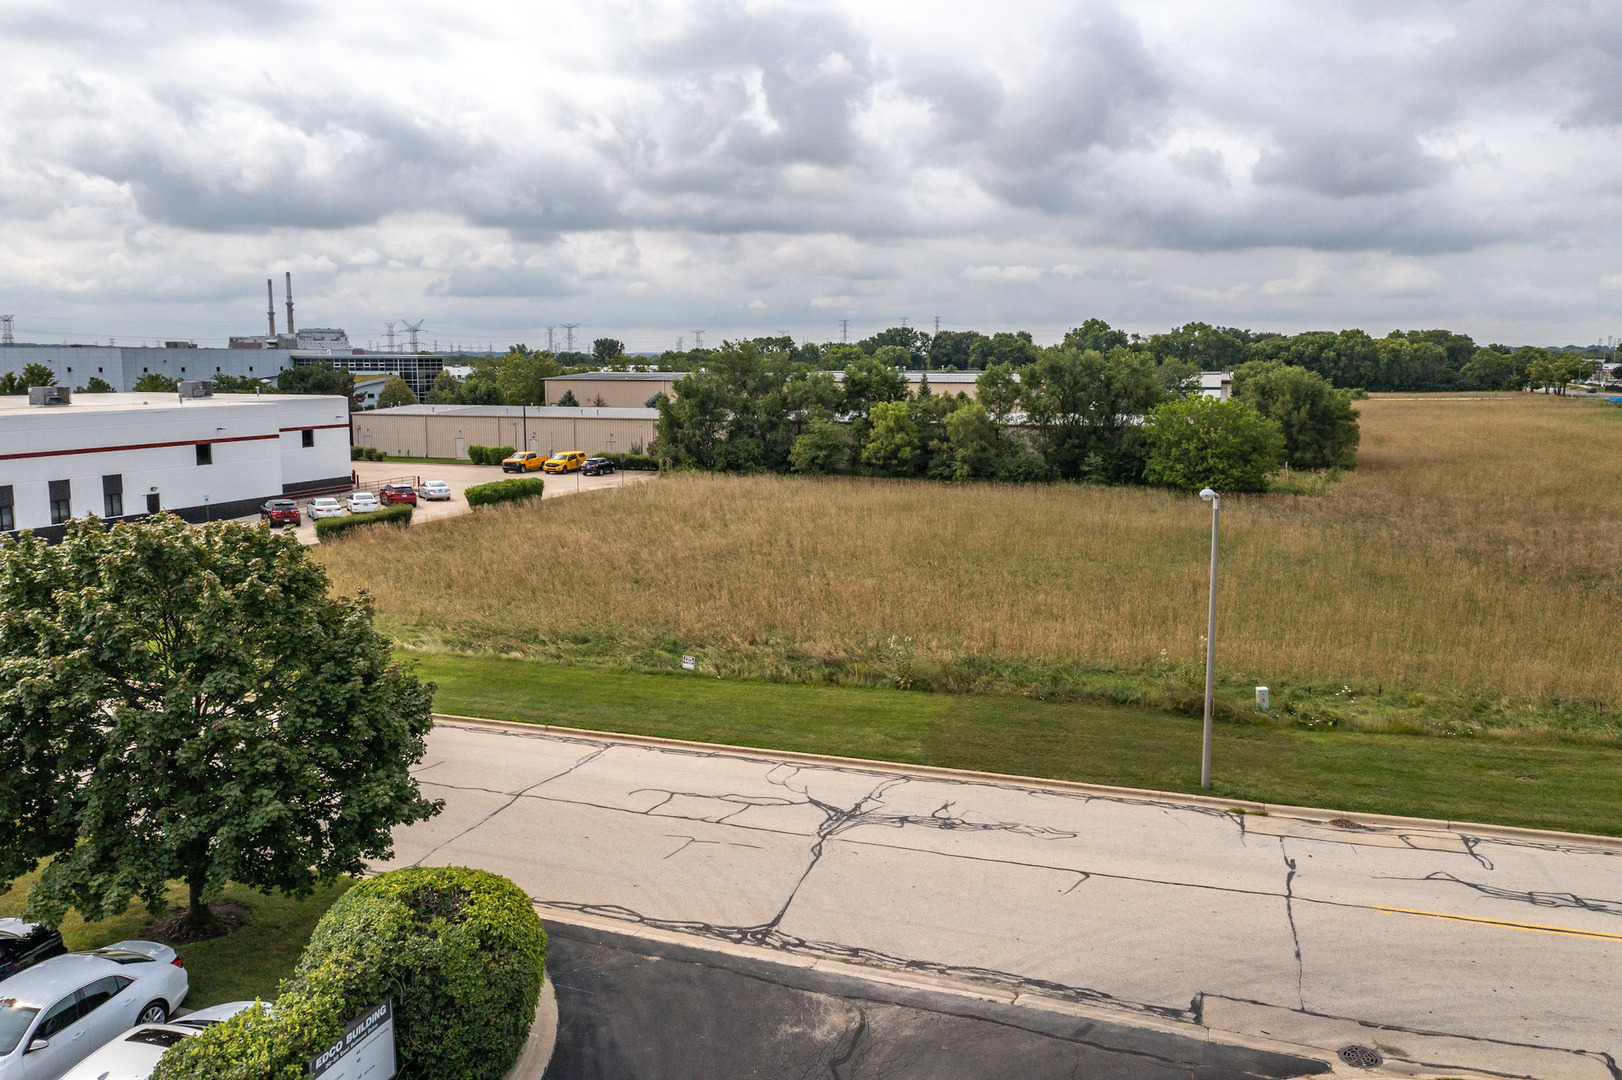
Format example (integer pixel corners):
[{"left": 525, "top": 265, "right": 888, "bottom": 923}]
[
  {"left": 260, "top": 498, "right": 302, "bottom": 526},
  {"left": 379, "top": 483, "right": 418, "bottom": 506}
]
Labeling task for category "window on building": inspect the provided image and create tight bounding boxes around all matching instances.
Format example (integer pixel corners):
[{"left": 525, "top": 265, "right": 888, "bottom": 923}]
[
  {"left": 0, "top": 486, "right": 12, "bottom": 532},
  {"left": 97, "top": 366, "right": 103, "bottom": 373},
  {"left": 102, "top": 474, "right": 123, "bottom": 518},
  {"left": 196, "top": 443, "right": 212, "bottom": 466},
  {"left": 48, "top": 479, "right": 71, "bottom": 524},
  {"left": 302, "top": 429, "right": 315, "bottom": 448},
  {"left": 142, "top": 367, "right": 149, "bottom": 373},
  {"left": 180, "top": 367, "right": 186, "bottom": 373}
]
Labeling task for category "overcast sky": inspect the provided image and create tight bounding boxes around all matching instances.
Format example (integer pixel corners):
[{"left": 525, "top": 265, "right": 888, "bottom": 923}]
[{"left": 1, "top": 0, "right": 1618, "bottom": 351}]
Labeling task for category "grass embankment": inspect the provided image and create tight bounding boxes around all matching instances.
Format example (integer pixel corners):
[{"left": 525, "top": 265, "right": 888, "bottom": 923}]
[
  {"left": 419, "top": 653, "right": 1621, "bottom": 836},
  {"left": 0, "top": 874, "right": 351, "bottom": 1007},
  {"left": 323, "top": 394, "right": 1622, "bottom": 742}
]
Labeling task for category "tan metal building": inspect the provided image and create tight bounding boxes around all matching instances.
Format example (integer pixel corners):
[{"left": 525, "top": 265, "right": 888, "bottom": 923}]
[
  {"left": 352, "top": 404, "right": 658, "bottom": 459},
  {"left": 544, "top": 371, "right": 678, "bottom": 408}
]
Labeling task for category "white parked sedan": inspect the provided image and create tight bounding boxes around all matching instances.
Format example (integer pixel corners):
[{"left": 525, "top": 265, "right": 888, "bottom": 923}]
[
  {"left": 307, "top": 497, "right": 346, "bottom": 519},
  {"left": 59, "top": 1001, "right": 257, "bottom": 1080},
  {"left": 0, "top": 942, "right": 188, "bottom": 1080},
  {"left": 344, "top": 492, "right": 380, "bottom": 513},
  {"left": 420, "top": 480, "right": 452, "bottom": 501}
]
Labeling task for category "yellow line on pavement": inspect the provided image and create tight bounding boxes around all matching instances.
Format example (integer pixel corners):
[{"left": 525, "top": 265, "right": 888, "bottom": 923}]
[{"left": 1375, "top": 906, "right": 1622, "bottom": 941}]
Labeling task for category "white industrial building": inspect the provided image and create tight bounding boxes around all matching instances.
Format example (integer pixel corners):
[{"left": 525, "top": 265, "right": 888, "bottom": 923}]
[{"left": 0, "top": 387, "right": 351, "bottom": 539}]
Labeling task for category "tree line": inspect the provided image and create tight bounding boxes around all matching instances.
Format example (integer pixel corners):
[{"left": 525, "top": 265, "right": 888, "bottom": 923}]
[{"left": 654, "top": 339, "right": 1361, "bottom": 492}]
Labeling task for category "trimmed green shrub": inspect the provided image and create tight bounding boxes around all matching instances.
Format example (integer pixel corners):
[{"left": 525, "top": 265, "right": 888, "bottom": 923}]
[
  {"left": 1142, "top": 395, "right": 1284, "bottom": 493},
  {"left": 350, "top": 446, "right": 387, "bottom": 461},
  {"left": 466, "top": 445, "right": 516, "bottom": 466},
  {"left": 152, "top": 867, "right": 547, "bottom": 1080},
  {"left": 314, "top": 503, "right": 413, "bottom": 541},
  {"left": 465, "top": 477, "right": 545, "bottom": 508},
  {"left": 601, "top": 452, "right": 660, "bottom": 471}
]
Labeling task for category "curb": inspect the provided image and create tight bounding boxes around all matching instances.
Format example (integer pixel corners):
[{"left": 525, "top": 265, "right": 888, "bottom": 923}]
[
  {"left": 503, "top": 974, "right": 557, "bottom": 1080},
  {"left": 432, "top": 712, "right": 1622, "bottom": 848}
]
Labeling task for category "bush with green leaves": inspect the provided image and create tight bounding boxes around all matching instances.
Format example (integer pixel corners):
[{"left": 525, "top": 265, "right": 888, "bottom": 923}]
[
  {"left": 350, "top": 445, "right": 388, "bottom": 461},
  {"left": 315, "top": 503, "right": 413, "bottom": 540},
  {"left": 465, "top": 477, "right": 546, "bottom": 507},
  {"left": 152, "top": 866, "right": 547, "bottom": 1080},
  {"left": 789, "top": 417, "right": 848, "bottom": 474},
  {"left": 1233, "top": 360, "right": 1360, "bottom": 470},
  {"left": 601, "top": 452, "right": 660, "bottom": 471},
  {"left": 1142, "top": 395, "right": 1284, "bottom": 493},
  {"left": 466, "top": 444, "right": 516, "bottom": 466}
]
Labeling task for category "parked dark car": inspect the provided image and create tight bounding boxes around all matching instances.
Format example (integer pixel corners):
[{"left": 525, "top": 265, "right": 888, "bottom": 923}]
[
  {"left": 0, "top": 918, "right": 66, "bottom": 981},
  {"left": 581, "top": 457, "right": 616, "bottom": 476},
  {"left": 259, "top": 499, "right": 301, "bottom": 526},
  {"left": 379, "top": 483, "right": 418, "bottom": 506}
]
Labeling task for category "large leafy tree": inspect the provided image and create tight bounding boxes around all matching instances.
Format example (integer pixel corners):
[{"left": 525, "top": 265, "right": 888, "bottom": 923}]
[
  {"left": 0, "top": 515, "right": 440, "bottom": 931},
  {"left": 375, "top": 375, "right": 419, "bottom": 409},
  {"left": 1233, "top": 360, "right": 1360, "bottom": 469},
  {"left": 1019, "top": 347, "right": 1166, "bottom": 482},
  {"left": 1143, "top": 395, "right": 1284, "bottom": 493},
  {"left": 277, "top": 362, "right": 355, "bottom": 399},
  {"left": 472, "top": 345, "right": 559, "bottom": 406},
  {"left": 132, "top": 373, "right": 179, "bottom": 393}
]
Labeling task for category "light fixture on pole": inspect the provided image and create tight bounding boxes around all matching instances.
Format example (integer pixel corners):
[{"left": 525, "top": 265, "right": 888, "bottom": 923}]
[{"left": 1198, "top": 486, "right": 1220, "bottom": 790}]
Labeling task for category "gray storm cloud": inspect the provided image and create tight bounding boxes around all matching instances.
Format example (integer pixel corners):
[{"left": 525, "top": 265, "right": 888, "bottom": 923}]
[{"left": 0, "top": 0, "right": 1618, "bottom": 346}]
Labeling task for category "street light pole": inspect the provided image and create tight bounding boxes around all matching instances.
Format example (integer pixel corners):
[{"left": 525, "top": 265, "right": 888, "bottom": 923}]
[{"left": 1198, "top": 487, "right": 1220, "bottom": 790}]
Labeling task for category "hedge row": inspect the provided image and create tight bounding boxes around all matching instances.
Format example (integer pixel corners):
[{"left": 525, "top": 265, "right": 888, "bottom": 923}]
[
  {"left": 350, "top": 446, "right": 388, "bottom": 461},
  {"left": 466, "top": 445, "right": 516, "bottom": 465},
  {"left": 153, "top": 867, "right": 547, "bottom": 1080},
  {"left": 314, "top": 504, "right": 413, "bottom": 541},
  {"left": 465, "top": 477, "right": 545, "bottom": 508},
  {"left": 601, "top": 452, "right": 659, "bottom": 471}
]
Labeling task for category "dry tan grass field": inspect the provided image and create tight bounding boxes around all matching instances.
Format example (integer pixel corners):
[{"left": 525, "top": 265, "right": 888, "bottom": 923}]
[{"left": 319, "top": 393, "right": 1622, "bottom": 710}]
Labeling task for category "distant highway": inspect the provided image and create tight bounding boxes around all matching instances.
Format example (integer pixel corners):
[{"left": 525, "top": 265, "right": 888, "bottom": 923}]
[{"left": 383, "top": 719, "right": 1622, "bottom": 1079}]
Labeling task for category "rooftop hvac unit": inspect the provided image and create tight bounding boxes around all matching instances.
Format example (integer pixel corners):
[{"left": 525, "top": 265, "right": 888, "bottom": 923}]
[
  {"left": 177, "top": 380, "right": 214, "bottom": 398},
  {"left": 27, "top": 385, "right": 71, "bottom": 407}
]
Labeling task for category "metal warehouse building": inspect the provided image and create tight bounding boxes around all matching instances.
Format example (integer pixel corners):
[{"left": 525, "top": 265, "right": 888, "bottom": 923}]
[
  {"left": 541, "top": 368, "right": 981, "bottom": 406},
  {"left": 0, "top": 389, "right": 351, "bottom": 539},
  {"left": 352, "top": 404, "right": 658, "bottom": 459}
]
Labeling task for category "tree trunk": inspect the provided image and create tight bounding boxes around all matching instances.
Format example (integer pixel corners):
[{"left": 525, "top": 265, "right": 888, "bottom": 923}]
[{"left": 185, "top": 871, "right": 214, "bottom": 932}]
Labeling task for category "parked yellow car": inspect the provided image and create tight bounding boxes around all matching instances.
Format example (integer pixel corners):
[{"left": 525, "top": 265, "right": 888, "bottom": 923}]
[
  {"left": 502, "top": 451, "right": 545, "bottom": 473},
  {"left": 543, "top": 451, "right": 588, "bottom": 473}
]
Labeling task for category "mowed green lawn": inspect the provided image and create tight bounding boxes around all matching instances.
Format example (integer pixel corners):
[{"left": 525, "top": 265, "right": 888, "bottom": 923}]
[{"left": 415, "top": 652, "right": 1622, "bottom": 837}]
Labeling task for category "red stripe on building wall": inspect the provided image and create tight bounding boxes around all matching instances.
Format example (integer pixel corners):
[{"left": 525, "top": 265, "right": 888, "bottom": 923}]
[
  {"left": 278, "top": 423, "right": 350, "bottom": 433},
  {"left": 0, "top": 433, "right": 280, "bottom": 463}
]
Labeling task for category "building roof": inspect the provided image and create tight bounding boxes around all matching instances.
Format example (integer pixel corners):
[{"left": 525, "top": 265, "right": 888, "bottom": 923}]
[
  {"left": 369, "top": 404, "right": 659, "bottom": 420},
  {"left": 0, "top": 391, "right": 340, "bottom": 415},
  {"left": 546, "top": 371, "right": 677, "bottom": 382}
]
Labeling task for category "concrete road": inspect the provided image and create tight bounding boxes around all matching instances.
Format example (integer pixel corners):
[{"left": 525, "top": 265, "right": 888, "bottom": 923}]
[
  {"left": 542, "top": 921, "right": 1327, "bottom": 1080},
  {"left": 385, "top": 721, "right": 1622, "bottom": 1079}
]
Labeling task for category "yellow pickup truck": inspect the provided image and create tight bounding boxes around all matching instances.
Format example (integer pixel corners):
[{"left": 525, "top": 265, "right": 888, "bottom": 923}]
[
  {"left": 501, "top": 451, "right": 545, "bottom": 473},
  {"left": 543, "top": 451, "right": 588, "bottom": 474}
]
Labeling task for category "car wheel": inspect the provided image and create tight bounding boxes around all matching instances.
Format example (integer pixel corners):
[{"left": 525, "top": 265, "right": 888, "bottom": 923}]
[{"left": 137, "top": 1000, "right": 169, "bottom": 1025}]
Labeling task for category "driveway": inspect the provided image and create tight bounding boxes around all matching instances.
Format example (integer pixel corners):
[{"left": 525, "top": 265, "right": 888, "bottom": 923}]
[{"left": 383, "top": 719, "right": 1622, "bottom": 1080}]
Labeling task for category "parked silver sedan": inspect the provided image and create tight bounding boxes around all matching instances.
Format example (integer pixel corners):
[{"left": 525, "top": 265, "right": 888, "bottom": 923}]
[{"left": 0, "top": 943, "right": 188, "bottom": 1080}]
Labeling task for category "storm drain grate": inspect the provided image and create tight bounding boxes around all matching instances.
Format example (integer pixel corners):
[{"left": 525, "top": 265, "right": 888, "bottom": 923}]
[
  {"left": 1328, "top": 817, "right": 1365, "bottom": 830},
  {"left": 1337, "top": 1045, "right": 1384, "bottom": 1068}
]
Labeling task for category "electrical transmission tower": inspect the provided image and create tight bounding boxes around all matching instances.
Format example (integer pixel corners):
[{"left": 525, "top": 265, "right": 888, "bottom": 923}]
[
  {"left": 384, "top": 321, "right": 397, "bottom": 353},
  {"left": 839, "top": 319, "right": 850, "bottom": 343},
  {"left": 0, "top": 316, "right": 13, "bottom": 346},
  {"left": 933, "top": 315, "right": 940, "bottom": 335},
  {"left": 691, "top": 329, "right": 706, "bottom": 349},
  {"left": 546, "top": 326, "right": 556, "bottom": 352},
  {"left": 675, "top": 335, "right": 685, "bottom": 352},
  {"left": 402, "top": 319, "right": 425, "bottom": 354},
  {"left": 562, "top": 323, "right": 580, "bottom": 352}
]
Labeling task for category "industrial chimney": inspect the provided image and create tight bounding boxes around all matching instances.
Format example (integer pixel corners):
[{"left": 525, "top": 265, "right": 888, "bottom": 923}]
[
  {"left": 285, "top": 271, "right": 295, "bottom": 335},
  {"left": 266, "top": 278, "right": 276, "bottom": 336}
]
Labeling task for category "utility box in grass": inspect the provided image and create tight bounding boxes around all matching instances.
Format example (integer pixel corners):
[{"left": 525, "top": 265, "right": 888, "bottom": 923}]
[{"left": 1256, "top": 686, "right": 1270, "bottom": 711}]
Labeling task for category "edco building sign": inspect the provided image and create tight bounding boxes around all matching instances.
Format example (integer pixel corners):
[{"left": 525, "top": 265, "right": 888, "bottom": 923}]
[{"left": 308, "top": 999, "right": 397, "bottom": 1080}]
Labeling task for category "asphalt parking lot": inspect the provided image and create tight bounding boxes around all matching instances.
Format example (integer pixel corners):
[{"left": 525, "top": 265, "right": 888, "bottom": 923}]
[{"left": 242, "top": 460, "right": 655, "bottom": 542}]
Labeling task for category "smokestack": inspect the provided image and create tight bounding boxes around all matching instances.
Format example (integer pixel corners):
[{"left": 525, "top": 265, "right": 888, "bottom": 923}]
[
  {"left": 285, "top": 271, "right": 295, "bottom": 335},
  {"left": 266, "top": 278, "right": 276, "bottom": 337}
]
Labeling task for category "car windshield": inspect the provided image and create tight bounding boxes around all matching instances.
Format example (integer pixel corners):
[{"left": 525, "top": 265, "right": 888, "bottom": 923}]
[
  {"left": 0, "top": 1000, "right": 40, "bottom": 1056},
  {"left": 126, "top": 1029, "right": 188, "bottom": 1047}
]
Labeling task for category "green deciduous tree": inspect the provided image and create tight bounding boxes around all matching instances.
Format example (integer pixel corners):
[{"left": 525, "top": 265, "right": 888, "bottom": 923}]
[
  {"left": 1142, "top": 395, "right": 1284, "bottom": 493},
  {"left": 593, "top": 338, "right": 626, "bottom": 362},
  {"left": 0, "top": 515, "right": 440, "bottom": 931},
  {"left": 1233, "top": 360, "right": 1360, "bottom": 469},
  {"left": 472, "top": 345, "right": 559, "bottom": 406},
  {"left": 976, "top": 362, "right": 1021, "bottom": 421},
  {"left": 426, "top": 370, "right": 462, "bottom": 404},
  {"left": 789, "top": 417, "right": 848, "bottom": 474},
  {"left": 277, "top": 362, "right": 355, "bottom": 399},
  {"left": 210, "top": 374, "right": 268, "bottom": 393},
  {"left": 77, "top": 377, "right": 115, "bottom": 393},
  {"left": 860, "top": 400, "right": 921, "bottom": 476},
  {"left": 1020, "top": 347, "right": 1165, "bottom": 482},
  {"left": 132, "top": 372, "right": 179, "bottom": 393},
  {"left": 1460, "top": 346, "right": 1526, "bottom": 391},
  {"left": 375, "top": 375, "right": 419, "bottom": 409}
]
